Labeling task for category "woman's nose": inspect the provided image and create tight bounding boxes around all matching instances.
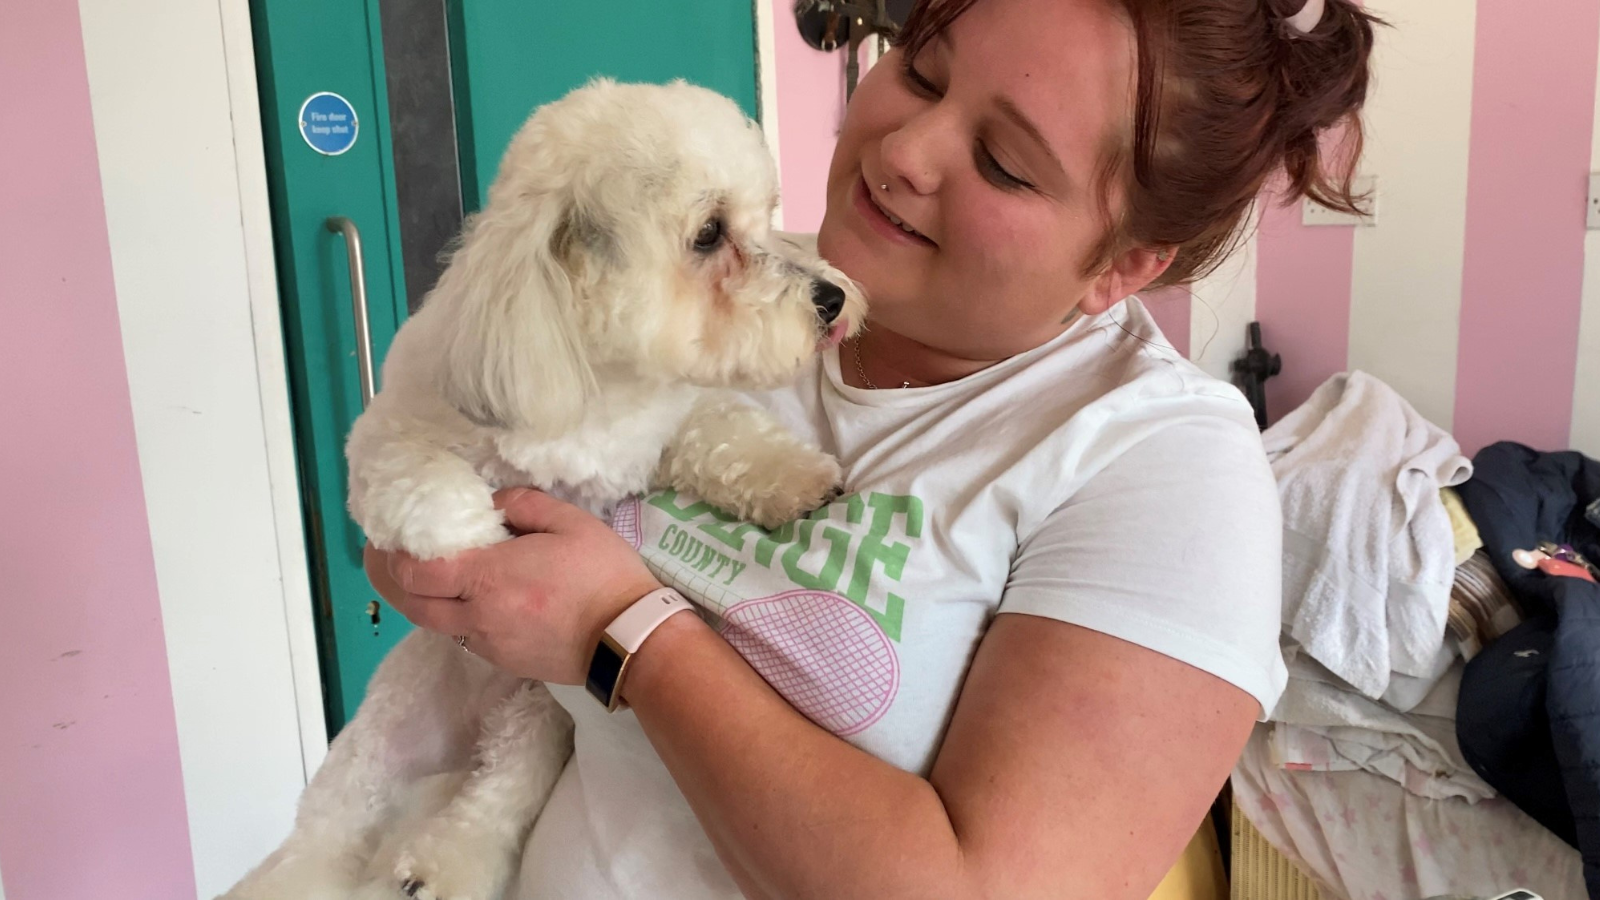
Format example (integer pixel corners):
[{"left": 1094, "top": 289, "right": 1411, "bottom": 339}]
[{"left": 879, "top": 109, "right": 951, "bottom": 195}]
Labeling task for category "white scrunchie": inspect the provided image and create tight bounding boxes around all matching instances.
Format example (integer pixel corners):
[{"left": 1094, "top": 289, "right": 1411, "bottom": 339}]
[{"left": 1285, "top": 0, "right": 1326, "bottom": 36}]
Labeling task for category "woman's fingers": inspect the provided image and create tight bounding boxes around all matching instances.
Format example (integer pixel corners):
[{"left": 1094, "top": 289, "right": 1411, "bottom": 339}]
[
  {"left": 363, "top": 543, "right": 403, "bottom": 603},
  {"left": 365, "top": 546, "right": 479, "bottom": 635},
  {"left": 494, "top": 487, "right": 591, "bottom": 536},
  {"left": 388, "top": 591, "right": 475, "bottom": 636},
  {"left": 388, "top": 550, "right": 474, "bottom": 599}
]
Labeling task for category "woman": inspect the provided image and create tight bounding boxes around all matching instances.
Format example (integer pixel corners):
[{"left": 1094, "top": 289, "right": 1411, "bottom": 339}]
[{"left": 366, "top": 0, "right": 1377, "bottom": 895}]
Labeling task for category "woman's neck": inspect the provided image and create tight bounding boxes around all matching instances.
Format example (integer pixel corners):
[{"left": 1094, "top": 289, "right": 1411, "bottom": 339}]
[{"left": 844, "top": 325, "right": 1009, "bottom": 390}]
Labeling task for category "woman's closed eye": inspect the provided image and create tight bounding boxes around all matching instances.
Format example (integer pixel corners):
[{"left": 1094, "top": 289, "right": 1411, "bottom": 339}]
[
  {"left": 976, "top": 142, "right": 1032, "bottom": 190},
  {"left": 901, "top": 56, "right": 941, "bottom": 98},
  {"left": 901, "top": 56, "right": 1036, "bottom": 193}
]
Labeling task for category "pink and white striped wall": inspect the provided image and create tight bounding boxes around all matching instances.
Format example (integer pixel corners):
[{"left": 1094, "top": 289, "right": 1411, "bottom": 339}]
[
  {"left": 769, "top": 0, "right": 1600, "bottom": 458},
  {"left": 2, "top": 1, "right": 316, "bottom": 897},
  {"left": 0, "top": 3, "right": 196, "bottom": 898}
]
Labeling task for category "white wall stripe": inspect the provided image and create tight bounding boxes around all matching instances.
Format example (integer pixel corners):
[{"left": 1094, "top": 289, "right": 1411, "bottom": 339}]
[
  {"left": 1572, "top": 12, "right": 1600, "bottom": 459},
  {"left": 1345, "top": 0, "right": 1476, "bottom": 431},
  {"left": 78, "top": 0, "right": 313, "bottom": 892},
  {"left": 756, "top": 0, "right": 785, "bottom": 228},
  {"left": 1190, "top": 225, "right": 1259, "bottom": 383},
  {"left": 217, "top": 0, "right": 327, "bottom": 778}
]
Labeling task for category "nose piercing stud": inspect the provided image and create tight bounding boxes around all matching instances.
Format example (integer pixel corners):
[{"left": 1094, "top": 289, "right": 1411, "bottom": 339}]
[{"left": 880, "top": 183, "right": 889, "bottom": 192}]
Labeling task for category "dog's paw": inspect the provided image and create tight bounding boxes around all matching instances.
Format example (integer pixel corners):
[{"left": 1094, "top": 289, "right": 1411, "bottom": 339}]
[
  {"left": 393, "top": 816, "right": 519, "bottom": 900},
  {"left": 358, "top": 475, "right": 510, "bottom": 560},
  {"left": 389, "top": 506, "right": 509, "bottom": 561},
  {"left": 741, "top": 450, "right": 844, "bottom": 529}
]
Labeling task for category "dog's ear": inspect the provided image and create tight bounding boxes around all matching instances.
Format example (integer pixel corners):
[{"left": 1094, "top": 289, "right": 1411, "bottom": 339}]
[
  {"left": 551, "top": 204, "right": 613, "bottom": 268},
  {"left": 435, "top": 195, "right": 597, "bottom": 433}
]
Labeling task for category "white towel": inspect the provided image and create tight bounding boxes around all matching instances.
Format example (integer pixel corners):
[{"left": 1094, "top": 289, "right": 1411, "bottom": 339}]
[
  {"left": 1269, "top": 654, "right": 1495, "bottom": 803},
  {"left": 1264, "top": 372, "right": 1472, "bottom": 698}
]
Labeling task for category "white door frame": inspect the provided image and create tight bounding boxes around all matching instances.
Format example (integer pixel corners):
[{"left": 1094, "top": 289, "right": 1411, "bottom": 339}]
[
  {"left": 215, "top": 0, "right": 331, "bottom": 777},
  {"left": 77, "top": 0, "right": 326, "bottom": 892},
  {"left": 755, "top": 0, "right": 786, "bottom": 228}
]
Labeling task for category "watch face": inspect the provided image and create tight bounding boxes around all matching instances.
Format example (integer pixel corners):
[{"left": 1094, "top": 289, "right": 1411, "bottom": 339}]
[{"left": 586, "top": 640, "right": 626, "bottom": 707}]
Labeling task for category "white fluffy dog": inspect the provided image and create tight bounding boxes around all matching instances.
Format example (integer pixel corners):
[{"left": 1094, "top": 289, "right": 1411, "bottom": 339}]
[{"left": 221, "top": 79, "right": 863, "bottom": 900}]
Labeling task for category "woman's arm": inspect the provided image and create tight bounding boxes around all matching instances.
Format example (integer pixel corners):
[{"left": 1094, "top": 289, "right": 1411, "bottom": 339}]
[
  {"left": 621, "top": 607, "right": 1254, "bottom": 900},
  {"left": 372, "top": 487, "right": 1260, "bottom": 899}
]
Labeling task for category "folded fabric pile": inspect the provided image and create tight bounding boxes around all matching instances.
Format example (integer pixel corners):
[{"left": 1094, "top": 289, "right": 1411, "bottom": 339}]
[
  {"left": 1239, "top": 371, "right": 1598, "bottom": 899},
  {"left": 1260, "top": 371, "right": 1488, "bottom": 803},
  {"left": 1270, "top": 654, "right": 1494, "bottom": 802}
]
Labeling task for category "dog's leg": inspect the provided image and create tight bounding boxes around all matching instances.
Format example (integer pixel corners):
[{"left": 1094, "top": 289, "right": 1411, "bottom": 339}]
[
  {"left": 346, "top": 405, "right": 510, "bottom": 560},
  {"left": 392, "top": 682, "right": 574, "bottom": 900},
  {"left": 219, "top": 631, "right": 506, "bottom": 900},
  {"left": 658, "top": 393, "right": 843, "bottom": 529}
]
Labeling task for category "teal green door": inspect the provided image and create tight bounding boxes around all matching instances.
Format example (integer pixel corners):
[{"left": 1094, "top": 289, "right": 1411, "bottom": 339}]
[{"left": 252, "top": 1, "right": 760, "bottom": 731}]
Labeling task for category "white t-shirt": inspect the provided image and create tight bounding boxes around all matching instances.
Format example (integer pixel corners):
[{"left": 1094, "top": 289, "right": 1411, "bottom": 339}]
[{"left": 515, "top": 297, "right": 1285, "bottom": 898}]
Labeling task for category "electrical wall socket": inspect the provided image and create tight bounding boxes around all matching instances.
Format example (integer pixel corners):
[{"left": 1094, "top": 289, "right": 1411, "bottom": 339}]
[
  {"left": 1302, "top": 175, "right": 1378, "bottom": 227},
  {"left": 1588, "top": 173, "right": 1600, "bottom": 229}
]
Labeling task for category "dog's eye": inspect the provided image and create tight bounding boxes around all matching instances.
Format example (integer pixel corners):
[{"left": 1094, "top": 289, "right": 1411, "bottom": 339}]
[{"left": 693, "top": 218, "right": 725, "bottom": 253}]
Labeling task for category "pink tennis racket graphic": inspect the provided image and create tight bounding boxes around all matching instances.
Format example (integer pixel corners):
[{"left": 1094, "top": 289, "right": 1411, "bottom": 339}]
[
  {"left": 607, "top": 496, "right": 643, "bottom": 549},
  {"left": 719, "top": 590, "right": 899, "bottom": 736}
]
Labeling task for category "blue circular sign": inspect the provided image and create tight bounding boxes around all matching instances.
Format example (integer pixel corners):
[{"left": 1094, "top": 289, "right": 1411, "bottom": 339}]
[{"left": 298, "top": 92, "right": 359, "bottom": 156}]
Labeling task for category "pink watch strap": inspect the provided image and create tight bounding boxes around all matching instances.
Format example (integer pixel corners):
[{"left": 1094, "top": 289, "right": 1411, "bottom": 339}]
[{"left": 605, "top": 587, "right": 696, "bottom": 654}]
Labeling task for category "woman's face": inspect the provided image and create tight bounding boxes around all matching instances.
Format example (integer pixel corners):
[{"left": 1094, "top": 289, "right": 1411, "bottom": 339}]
[{"left": 817, "top": 0, "right": 1154, "bottom": 361}]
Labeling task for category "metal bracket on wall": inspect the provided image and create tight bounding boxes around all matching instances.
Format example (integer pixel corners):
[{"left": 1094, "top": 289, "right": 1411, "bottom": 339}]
[
  {"left": 794, "top": 0, "right": 913, "bottom": 100},
  {"left": 1232, "top": 321, "right": 1282, "bottom": 430}
]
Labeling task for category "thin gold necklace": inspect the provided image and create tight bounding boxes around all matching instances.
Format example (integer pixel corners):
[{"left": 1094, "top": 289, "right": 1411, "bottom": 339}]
[{"left": 850, "top": 335, "right": 912, "bottom": 390}]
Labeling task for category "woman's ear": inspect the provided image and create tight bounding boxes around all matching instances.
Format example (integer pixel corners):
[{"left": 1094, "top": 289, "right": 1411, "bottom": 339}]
[
  {"left": 434, "top": 196, "right": 597, "bottom": 433},
  {"left": 1080, "top": 246, "right": 1174, "bottom": 317}
]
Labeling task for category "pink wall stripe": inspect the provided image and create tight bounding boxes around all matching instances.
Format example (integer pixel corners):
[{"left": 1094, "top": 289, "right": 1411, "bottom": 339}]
[
  {"left": 1452, "top": 0, "right": 1600, "bottom": 456},
  {"left": 773, "top": 1, "right": 844, "bottom": 233},
  {"left": 1254, "top": 191, "right": 1355, "bottom": 424},
  {"left": 0, "top": 4, "right": 196, "bottom": 898}
]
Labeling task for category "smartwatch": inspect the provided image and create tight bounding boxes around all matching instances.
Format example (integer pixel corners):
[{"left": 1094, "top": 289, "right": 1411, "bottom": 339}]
[{"left": 585, "top": 587, "right": 696, "bottom": 711}]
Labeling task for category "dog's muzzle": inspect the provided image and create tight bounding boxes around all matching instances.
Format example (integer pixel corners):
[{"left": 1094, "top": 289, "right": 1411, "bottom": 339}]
[{"left": 811, "top": 279, "right": 846, "bottom": 324}]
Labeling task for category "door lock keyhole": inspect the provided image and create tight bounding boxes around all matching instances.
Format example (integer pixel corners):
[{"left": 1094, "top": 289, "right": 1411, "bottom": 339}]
[{"left": 366, "top": 599, "right": 381, "bottom": 633}]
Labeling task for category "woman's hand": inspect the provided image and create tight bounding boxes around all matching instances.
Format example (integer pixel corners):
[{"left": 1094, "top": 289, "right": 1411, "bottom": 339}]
[{"left": 363, "top": 488, "right": 663, "bottom": 683}]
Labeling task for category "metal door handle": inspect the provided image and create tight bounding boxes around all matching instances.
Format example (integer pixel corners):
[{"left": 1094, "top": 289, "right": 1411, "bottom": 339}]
[{"left": 325, "top": 216, "right": 376, "bottom": 408}]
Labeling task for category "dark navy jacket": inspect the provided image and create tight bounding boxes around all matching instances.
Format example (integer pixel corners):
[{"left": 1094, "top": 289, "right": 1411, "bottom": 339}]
[{"left": 1455, "top": 443, "right": 1600, "bottom": 897}]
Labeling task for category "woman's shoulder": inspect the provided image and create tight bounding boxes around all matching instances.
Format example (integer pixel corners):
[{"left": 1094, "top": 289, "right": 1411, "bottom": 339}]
[
  {"left": 1006, "top": 410, "right": 1288, "bottom": 715},
  {"left": 1006, "top": 390, "right": 1286, "bottom": 716},
  {"left": 997, "top": 300, "right": 1271, "bottom": 542},
  {"left": 978, "top": 296, "right": 1247, "bottom": 444},
  {"left": 1066, "top": 296, "right": 1239, "bottom": 402},
  {"left": 1023, "top": 297, "right": 1262, "bottom": 455}
]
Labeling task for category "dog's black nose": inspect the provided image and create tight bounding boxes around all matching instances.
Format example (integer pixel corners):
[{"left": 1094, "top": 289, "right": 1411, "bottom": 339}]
[{"left": 811, "top": 279, "right": 846, "bottom": 324}]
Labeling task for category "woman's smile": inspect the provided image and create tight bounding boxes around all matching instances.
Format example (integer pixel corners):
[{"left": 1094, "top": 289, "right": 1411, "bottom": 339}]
[{"left": 851, "top": 176, "right": 938, "bottom": 248}]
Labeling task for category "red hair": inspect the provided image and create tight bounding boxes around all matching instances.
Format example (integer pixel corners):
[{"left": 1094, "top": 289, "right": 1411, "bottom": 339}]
[{"left": 896, "top": 0, "right": 1381, "bottom": 286}]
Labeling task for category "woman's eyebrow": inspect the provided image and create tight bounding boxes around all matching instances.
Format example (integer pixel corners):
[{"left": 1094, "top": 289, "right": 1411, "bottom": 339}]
[{"left": 994, "top": 95, "right": 1063, "bottom": 174}]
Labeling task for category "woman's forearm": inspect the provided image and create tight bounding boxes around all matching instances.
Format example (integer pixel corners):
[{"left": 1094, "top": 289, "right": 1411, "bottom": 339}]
[{"left": 621, "top": 612, "right": 974, "bottom": 900}]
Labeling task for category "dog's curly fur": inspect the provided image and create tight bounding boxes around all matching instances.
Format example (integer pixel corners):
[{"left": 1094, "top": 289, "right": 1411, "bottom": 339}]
[{"left": 220, "top": 79, "right": 864, "bottom": 900}]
